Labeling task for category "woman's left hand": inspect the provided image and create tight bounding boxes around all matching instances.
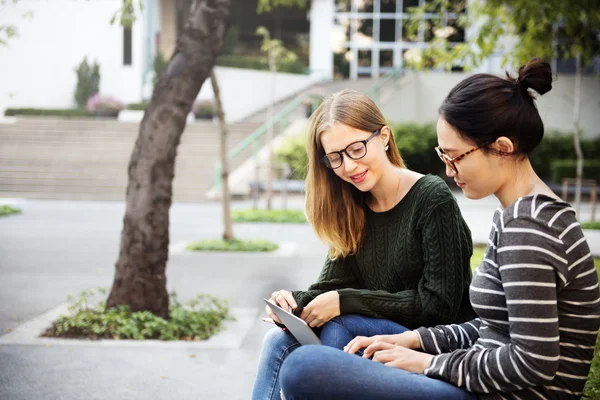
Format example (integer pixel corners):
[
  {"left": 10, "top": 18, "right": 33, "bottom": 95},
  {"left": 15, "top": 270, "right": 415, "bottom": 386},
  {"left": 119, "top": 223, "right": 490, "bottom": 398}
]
[
  {"left": 301, "top": 291, "right": 340, "bottom": 328},
  {"left": 367, "top": 341, "right": 434, "bottom": 374}
]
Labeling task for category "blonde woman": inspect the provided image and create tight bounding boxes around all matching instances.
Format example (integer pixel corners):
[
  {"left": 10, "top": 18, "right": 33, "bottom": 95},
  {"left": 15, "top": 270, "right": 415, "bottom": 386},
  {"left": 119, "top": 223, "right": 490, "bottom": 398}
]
[
  {"left": 278, "top": 59, "right": 600, "bottom": 400},
  {"left": 252, "top": 90, "right": 475, "bottom": 399}
]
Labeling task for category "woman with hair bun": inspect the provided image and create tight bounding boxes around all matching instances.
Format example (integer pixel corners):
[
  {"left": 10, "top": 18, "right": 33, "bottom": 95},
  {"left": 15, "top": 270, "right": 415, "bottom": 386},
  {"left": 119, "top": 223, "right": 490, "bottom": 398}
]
[{"left": 278, "top": 58, "right": 600, "bottom": 400}]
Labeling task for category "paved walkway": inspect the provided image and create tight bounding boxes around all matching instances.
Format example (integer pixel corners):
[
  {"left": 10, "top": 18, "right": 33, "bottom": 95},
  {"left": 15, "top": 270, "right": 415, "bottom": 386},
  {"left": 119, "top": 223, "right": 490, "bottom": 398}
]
[{"left": 0, "top": 193, "right": 598, "bottom": 399}]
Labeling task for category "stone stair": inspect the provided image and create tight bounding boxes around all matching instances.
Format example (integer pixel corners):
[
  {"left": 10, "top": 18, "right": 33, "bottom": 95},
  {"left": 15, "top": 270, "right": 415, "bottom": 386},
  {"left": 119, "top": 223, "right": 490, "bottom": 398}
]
[{"left": 0, "top": 117, "right": 262, "bottom": 202}]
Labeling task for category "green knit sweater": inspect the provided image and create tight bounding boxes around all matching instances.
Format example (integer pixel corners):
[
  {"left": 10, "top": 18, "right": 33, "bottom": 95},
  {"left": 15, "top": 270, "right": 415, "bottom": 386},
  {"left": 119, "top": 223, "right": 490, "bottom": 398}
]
[{"left": 293, "top": 175, "right": 475, "bottom": 329}]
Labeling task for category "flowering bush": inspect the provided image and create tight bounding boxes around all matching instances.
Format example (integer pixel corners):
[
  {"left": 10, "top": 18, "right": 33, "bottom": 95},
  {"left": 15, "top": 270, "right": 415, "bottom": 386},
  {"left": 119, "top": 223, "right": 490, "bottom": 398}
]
[
  {"left": 86, "top": 94, "right": 125, "bottom": 116},
  {"left": 194, "top": 99, "right": 216, "bottom": 119}
]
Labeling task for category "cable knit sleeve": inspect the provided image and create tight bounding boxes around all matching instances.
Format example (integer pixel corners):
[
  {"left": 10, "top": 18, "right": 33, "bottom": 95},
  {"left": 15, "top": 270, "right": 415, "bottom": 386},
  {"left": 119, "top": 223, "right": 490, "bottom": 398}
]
[{"left": 292, "top": 255, "right": 360, "bottom": 308}]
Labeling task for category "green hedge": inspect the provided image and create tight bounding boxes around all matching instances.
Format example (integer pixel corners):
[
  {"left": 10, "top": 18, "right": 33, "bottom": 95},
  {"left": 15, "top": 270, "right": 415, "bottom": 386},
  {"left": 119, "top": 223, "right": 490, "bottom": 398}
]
[
  {"left": 391, "top": 123, "right": 444, "bottom": 175},
  {"left": 126, "top": 102, "right": 149, "bottom": 111},
  {"left": 275, "top": 123, "right": 600, "bottom": 182},
  {"left": 216, "top": 54, "right": 308, "bottom": 74},
  {"left": 551, "top": 160, "right": 600, "bottom": 184},
  {"left": 530, "top": 131, "right": 600, "bottom": 180},
  {"left": 4, "top": 108, "right": 92, "bottom": 117}
]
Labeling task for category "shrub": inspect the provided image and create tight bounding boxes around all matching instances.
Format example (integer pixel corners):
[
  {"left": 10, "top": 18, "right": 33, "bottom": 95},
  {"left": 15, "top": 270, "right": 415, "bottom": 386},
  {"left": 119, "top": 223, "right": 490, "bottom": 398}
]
[
  {"left": 275, "top": 133, "right": 308, "bottom": 180},
  {"left": 550, "top": 160, "right": 600, "bottom": 184},
  {"left": 153, "top": 51, "right": 169, "bottom": 86},
  {"left": 186, "top": 238, "right": 278, "bottom": 252},
  {"left": 86, "top": 94, "right": 125, "bottom": 116},
  {"left": 4, "top": 108, "right": 91, "bottom": 117},
  {"left": 222, "top": 25, "right": 239, "bottom": 55},
  {"left": 530, "top": 132, "right": 600, "bottom": 180},
  {"left": 43, "top": 287, "right": 232, "bottom": 341},
  {"left": 74, "top": 57, "right": 100, "bottom": 108},
  {"left": 0, "top": 205, "right": 22, "bottom": 217},
  {"left": 126, "top": 102, "right": 149, "bottom": 111},
  {"left": 391, "top": 123, "right": 444, "bottom": 176},
  {"left": 215, "top": 54, "right": 308, "bottom": 74},
  {"left": 194, "top": 99, "right": 216, "bottom": 119}
]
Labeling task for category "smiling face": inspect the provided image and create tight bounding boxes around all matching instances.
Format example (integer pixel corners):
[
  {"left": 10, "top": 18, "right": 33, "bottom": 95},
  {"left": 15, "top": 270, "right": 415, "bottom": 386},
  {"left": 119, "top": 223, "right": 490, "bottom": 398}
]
[
  {"left": 320, "top": 123, "right": 390, "bottom": 192},
  {"left": 436, "top": 117, "right": 505, "bottom": 199}
]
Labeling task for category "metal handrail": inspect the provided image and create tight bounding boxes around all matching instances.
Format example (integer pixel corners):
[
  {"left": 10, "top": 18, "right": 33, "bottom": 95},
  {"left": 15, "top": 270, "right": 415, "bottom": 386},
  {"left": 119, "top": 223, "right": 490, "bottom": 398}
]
[
  {"left": 368, "top": 67, "right": 404, "bottom": 105},
  {"left": 213, "top": 92, "right": 321, "bottom": 189}
]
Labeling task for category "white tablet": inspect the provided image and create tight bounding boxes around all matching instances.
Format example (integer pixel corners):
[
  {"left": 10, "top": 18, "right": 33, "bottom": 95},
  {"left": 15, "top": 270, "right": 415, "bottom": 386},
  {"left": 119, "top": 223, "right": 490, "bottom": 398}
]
[{"left": 263, "top": 298, "right": 323, "bottom": 346}]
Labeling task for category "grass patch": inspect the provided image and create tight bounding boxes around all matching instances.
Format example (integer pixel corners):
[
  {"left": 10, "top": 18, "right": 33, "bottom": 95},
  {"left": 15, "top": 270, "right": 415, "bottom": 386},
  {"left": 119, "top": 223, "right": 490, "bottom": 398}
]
[
  {"left": 472, "top": 245, "right": 600, "bottom": 399},
  {"left": 43, "top": 288, "right": 231, "bottom": 341},
  {"left": 186, "top": 238, "right": 278, "bottom": 252},
  {"left": 582, "top": 222, "right": 600, "bottom": 230},
  {"left": 585, "top": 339, "right": 600, "bottom": 399},
  {"left": 232, "top": 209, "right": 306, "bottom": 223},
  {"left": 0, "top": 205, "right": 22, "bottom": 217}
]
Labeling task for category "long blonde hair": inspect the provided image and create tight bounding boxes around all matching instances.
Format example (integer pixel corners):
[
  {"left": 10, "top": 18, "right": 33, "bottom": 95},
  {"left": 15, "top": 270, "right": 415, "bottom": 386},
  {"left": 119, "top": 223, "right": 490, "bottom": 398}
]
[{"left": 305, "top": 89, "right": 405, "bottom": 259}]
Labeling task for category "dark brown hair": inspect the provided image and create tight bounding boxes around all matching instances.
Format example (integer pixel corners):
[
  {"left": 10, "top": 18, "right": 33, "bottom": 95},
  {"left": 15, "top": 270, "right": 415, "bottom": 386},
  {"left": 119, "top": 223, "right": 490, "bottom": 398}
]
[{"left": 439, "top": 58, "right": 553, "bottom": 155}]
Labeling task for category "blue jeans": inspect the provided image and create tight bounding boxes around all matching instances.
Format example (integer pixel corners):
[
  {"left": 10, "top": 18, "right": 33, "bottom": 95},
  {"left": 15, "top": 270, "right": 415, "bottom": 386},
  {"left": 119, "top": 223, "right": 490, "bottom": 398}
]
[
  {"left": 252, "top": 315, "right": 408, "bottom": 400},
  {"left": 280, "top": 345, "right": 478, "bottom": 400}
]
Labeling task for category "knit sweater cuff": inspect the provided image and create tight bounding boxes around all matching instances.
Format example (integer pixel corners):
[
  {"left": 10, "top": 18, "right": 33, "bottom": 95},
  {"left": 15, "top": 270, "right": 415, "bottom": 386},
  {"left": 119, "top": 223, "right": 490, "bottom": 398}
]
[{"left": 337, "top": 288, "right": 369, "bottom": 315}]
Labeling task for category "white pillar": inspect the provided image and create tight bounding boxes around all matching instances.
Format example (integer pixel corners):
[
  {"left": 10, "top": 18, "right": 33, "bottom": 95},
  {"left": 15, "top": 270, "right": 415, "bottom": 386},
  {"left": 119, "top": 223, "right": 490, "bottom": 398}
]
[{"left": 309, "top": 0, "right": 335, "bottom": 80}]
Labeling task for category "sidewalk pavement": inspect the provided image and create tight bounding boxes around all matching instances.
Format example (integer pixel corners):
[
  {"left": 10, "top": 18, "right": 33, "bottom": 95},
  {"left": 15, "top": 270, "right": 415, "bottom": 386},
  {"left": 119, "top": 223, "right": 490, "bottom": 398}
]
[{"left": 0, "top": 192, "right": 598, "bottom": 400}]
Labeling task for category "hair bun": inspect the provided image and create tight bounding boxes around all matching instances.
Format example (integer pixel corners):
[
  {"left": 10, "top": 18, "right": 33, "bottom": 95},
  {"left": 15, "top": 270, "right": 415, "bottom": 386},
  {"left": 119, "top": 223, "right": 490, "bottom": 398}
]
[{"left": 516, "top": 58, "right": 553, "bottom": 96}]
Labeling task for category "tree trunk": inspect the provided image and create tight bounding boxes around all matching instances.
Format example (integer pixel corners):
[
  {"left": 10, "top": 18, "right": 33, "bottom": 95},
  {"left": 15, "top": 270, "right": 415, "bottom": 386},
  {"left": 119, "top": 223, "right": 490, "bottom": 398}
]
[
  {"left": 211, "top": 69, "right": 234, "bottom": 240},
  {"left": 107, "top": 0, "right": 232, "bottom": 319},
  {"left": 573, "top": 51, "right": 583, "bottom": 214}
]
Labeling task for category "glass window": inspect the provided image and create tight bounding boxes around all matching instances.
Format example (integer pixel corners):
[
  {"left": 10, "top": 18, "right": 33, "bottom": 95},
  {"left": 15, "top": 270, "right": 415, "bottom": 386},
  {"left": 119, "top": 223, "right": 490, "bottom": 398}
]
[
  {"left": 380, "top": 18, "right": 396, "bottom": 42},
  {"left": 380, "top": 50, "right": 394, "bottom": 67},
  {"left": 358, "top": 49, "right": 372, "bottom": 67},
  {"left": 403, "top": 0, "right": 420, "bottom": 13}
]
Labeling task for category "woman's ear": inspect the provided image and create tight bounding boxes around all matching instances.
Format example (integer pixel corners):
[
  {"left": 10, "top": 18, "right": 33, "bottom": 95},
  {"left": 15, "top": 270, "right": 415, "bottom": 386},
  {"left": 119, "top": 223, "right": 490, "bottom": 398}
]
[
  {"left": 380, "top": 126, "right": 391, "bottom": 149},
  {"left": 492, "top": 136, "right": 515, "bottom": 155}
]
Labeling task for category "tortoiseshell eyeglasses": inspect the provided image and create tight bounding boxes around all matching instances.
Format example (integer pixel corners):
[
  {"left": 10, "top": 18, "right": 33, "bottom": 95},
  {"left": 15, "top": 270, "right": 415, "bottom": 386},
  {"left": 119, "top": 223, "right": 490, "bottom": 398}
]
[{"left": 434, "top": 143, "right": 492, "bottom": 174}]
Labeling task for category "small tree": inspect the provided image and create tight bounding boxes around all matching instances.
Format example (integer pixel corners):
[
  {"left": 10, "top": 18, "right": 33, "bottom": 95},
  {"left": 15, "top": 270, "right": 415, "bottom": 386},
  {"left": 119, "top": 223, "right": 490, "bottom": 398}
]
[
  {"left": 211, "top": 70, "right": 234, "bottom": 240},
  {"left": 74, "top": 57, "right": 100, "bottom": 108},
  {"left": 256, "top": 26, "right": 299, "bottom": 210}
]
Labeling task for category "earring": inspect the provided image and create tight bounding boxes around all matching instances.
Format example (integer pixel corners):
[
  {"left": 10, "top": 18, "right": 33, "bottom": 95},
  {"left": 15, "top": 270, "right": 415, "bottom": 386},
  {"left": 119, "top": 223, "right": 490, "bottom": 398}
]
[{"left": 384, "top": 145, "right": 389, "bottom": 151}]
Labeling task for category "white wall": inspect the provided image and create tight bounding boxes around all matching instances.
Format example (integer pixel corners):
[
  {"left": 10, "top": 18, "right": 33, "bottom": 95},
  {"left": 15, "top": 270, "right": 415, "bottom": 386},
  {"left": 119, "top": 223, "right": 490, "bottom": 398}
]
[
  {"left": 382, "top": 72, "right": 600, "bottom": 138},
  {"left": 309, "top": 0, "right": 334, "bottom": 80},
  {"left": 0, "top": 0, "right": 145, "bottom": 111},
  {"left": 198, "top": 67, "right": 320, "bottom": 122}
]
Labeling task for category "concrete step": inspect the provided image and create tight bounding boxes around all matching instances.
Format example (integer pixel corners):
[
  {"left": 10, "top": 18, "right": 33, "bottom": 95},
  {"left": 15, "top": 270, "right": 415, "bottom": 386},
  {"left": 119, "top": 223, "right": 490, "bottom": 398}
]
[{"left": 0, "top": 118, "right": 268, "bottom": 202}]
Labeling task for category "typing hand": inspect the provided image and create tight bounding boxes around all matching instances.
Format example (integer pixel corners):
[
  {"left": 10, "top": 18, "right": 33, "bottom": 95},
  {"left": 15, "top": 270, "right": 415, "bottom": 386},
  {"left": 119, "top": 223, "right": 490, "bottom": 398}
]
[
  {"left": 344, "top": 331, "right": 421, "bottom": 356},
  {"left": 366, "top": 342, "right": 433, "bottom": 374}
]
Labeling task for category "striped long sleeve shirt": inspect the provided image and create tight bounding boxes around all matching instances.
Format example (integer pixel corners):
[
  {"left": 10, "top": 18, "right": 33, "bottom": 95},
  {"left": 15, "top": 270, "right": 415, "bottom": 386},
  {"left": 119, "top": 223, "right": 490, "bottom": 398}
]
[{"left": 415, "top": 194, "right": 600, "bottom": 399}]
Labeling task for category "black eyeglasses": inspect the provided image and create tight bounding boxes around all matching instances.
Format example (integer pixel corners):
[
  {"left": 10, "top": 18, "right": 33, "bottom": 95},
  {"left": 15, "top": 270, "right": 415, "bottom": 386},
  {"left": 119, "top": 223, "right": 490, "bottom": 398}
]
[{"left": 321, "top": 129, "right": 382, "bottom": 169}]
